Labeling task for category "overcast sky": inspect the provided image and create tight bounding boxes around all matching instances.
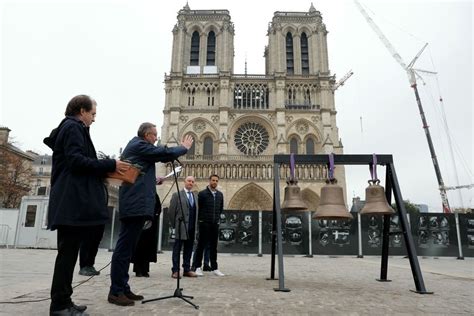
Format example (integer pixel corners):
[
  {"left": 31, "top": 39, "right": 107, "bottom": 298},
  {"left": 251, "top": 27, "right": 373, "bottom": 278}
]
[{"left": 1, "top": 0, "right": 472, "bottom": 211}]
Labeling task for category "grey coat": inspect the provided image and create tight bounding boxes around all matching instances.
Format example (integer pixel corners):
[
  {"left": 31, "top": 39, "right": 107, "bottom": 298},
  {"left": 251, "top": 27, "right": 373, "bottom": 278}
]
[{"left": 169, "top": 189, "right": 198, "bottom": 240}]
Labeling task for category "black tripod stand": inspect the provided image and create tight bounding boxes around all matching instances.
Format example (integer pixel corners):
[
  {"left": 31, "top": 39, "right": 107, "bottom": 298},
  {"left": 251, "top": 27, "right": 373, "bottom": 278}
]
[{"left": 142, "top": 160, "right": 199, "bottom": 309}]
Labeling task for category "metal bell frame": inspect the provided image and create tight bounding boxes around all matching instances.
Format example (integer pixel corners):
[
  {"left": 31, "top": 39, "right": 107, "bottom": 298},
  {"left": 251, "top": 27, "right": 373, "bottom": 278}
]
[{"left": 269, "top": 154, "right": 432, "bottom": 295}]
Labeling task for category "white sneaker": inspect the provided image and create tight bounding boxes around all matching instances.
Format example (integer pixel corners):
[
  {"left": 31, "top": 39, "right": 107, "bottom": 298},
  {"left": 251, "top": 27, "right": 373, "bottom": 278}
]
[
  {"left": 212, "top": 269, "right": 225, "bottom": 277},
  {"left": 195, "top": 267, "right": 204, "bottom": 276}
]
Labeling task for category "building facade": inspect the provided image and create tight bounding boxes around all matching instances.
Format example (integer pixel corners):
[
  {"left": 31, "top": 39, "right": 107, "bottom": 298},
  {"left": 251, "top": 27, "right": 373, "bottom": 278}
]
[
  {"left": 158, "top": 4, "right": 346, "bottom": 211},
  {"left": 29, "top": 153, "right": 52, "bottom": 196}
]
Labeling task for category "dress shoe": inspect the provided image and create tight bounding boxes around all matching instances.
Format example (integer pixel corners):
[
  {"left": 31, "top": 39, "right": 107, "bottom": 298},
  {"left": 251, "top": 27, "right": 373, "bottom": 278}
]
[
  {"left": 50, "top": 305, "right": 89, "bottom": 315},
  {"left": 183, "top": 271, "right": 197, "bottom": 277},
  {"left": 107, "top": 293, "right": 135, "bottom": 306},
  {"left": 142, "top": 272, "right": 150, "bottom": 277},
  {"left": 135, "top": 272, "right": 144, "bottom": 277},
  {"left": 171, "top": 271, "right": 181, "bottom": 279},
  {"left": 72, "top": 303, "right": 87, "bottom": 312},
  {"left": 125, "top": 291, "right": 144, "bottom": 300},
  {"left": 203, "top": 265, "right": 212, "bottom": 272}
]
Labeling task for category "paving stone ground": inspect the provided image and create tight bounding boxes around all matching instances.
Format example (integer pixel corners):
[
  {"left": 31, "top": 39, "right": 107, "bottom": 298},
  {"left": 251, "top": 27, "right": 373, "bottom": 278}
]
[{"left": 0, "top": 248, "right": 473, "bottom": 315}]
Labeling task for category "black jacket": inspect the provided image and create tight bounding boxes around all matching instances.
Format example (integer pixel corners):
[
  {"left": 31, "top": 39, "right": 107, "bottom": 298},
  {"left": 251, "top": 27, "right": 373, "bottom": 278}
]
[
  {"left": 44, "top": 117, "right": 116, "bottom": 230},
  {"left": 197, "top": 187, "right": 224, "bottom": 224}
]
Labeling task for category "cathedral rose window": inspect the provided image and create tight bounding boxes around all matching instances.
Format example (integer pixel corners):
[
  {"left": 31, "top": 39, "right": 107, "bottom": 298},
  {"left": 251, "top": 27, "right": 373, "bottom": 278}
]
[{"left": 234, "top": 122, "right": 269, "bottom": 155}]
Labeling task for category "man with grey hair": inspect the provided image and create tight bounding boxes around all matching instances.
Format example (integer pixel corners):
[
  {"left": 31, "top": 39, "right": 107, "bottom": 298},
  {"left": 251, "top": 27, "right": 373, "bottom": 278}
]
[{"left": 108, "top": 122, "right": 193, "bottom": 306}]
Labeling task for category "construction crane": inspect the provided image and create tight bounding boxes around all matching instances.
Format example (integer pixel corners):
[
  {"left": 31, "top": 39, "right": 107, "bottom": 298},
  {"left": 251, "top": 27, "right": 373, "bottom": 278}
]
[
  {"left": 354, "top": 0, "right": 452, "bottom": 214},
  {"left": 332, "top": 70, "right": 354, "bottom": 92}
]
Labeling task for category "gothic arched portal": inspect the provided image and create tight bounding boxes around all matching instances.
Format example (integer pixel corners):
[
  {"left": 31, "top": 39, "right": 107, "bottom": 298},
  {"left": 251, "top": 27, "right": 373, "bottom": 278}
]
[{"left": 228, "top": 183, "right": 272, "bottom": 211}]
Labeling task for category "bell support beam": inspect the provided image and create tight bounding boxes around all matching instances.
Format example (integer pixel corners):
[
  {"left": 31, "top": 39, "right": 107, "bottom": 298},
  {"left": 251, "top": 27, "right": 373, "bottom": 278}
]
[
  {"left": 271, "top": 154, "right": 432, "bottom": 294},
  {"left": 387, "top": 163, "right": 433, "bottom": 294},
  {"left": 377, "top": 167, "right": 392, "bottom": 282}
]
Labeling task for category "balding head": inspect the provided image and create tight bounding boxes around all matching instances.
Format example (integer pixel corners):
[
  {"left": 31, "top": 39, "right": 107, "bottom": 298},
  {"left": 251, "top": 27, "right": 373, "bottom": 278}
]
[{"left": 184, "top": 176, "right": 195, "bottom": 191}]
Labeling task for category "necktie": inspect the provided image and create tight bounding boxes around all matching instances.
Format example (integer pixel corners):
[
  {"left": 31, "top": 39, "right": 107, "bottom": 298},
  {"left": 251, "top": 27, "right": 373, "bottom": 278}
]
[{"left": 187, "top": 191, "right": 194, "bottom": 207}]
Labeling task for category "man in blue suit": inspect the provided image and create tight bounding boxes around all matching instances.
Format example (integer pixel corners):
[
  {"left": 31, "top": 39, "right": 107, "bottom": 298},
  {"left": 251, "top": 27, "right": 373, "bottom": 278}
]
[{"left": 108, "top": 123, "right": 193, "bottom": 306}]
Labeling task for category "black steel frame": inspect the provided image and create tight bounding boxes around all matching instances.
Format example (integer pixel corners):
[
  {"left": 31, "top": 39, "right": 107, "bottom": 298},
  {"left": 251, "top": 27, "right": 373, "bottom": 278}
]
[{"left": 269, "top": 154, "right": 432, "bottom": 294}]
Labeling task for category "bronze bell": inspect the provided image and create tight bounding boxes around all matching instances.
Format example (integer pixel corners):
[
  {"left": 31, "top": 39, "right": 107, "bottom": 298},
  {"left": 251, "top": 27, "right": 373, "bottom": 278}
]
[
  {"left": 360, "top": 180, "right": 395, "bottom": 215},
  {"left": 313, "top": 180, "right": 353, "bottom": 219},
  {"left": 281, "top": 179, "right": 308, "bottom": 211}
]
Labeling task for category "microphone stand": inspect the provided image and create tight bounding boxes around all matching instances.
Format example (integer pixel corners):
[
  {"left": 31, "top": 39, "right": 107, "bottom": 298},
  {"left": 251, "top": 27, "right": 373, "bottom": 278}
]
[{"left": 142, "top": 159, "right": 199, "bottom": 309}]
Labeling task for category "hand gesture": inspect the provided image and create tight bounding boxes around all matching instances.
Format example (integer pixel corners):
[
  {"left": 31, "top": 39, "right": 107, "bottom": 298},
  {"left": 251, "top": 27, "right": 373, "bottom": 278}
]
[
  {"left": 181, "top": 134, "right": 194, "bottom": 150},
  {"left": 156, "top": 176, "right": 165, "bottom": 185},
  {"left": 115, "top": 160, "right": 131, "bottom": 175}
]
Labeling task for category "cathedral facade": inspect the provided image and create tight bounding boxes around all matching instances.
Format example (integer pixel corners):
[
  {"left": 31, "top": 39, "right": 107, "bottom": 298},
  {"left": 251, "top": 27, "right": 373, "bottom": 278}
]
[{"left": 158, "top": 4, "right": 346, "bottom": 211}]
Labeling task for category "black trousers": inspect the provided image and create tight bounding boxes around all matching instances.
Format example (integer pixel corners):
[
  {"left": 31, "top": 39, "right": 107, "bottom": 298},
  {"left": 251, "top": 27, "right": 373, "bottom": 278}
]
[
  {"left": 50, "top": 225, "right": 95, "bottom": 311},
  {"left": 193, "top": 222, "right": 219, "bottom": 270},
  {"left": 110, "top": 216, "right": 145, "bottom": 295},
  {"left": 79, "top": 224, "right": 105, "bottom": 268}
]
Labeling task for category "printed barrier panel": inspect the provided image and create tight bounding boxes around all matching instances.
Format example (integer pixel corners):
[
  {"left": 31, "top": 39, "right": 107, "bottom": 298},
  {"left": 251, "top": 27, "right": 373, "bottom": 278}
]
[
  {"left": 360, "top": 214, "right": 407, "bottom": 256},
  {"left": 217, "top": 211, "right": 259, "bottom": 254},
  {"left": 413, "top": 213, "right": 459, "bottom": 257},
  {"left": 260, "top": 211, "right": 310, "bottom": 255},
  {"left": 312, "top": 214, "right": 358, "bottom": 256},
  {"left": 109, "top": 208, "right": 473, "bottom": 258},
  {"left": 458, "top": 213, "right": 474, "bottom": 257}
]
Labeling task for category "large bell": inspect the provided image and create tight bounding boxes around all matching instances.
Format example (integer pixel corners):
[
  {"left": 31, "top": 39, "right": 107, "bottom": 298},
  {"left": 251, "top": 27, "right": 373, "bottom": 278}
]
[
  {"left": 360, "top": 180, "right": 395, "bottom": 215},
  {"left": 313, "top": 180, "right": 353, "bottom": 219},
  {"left": 281, "top": 179, "right": 308, "bottom": 211}
]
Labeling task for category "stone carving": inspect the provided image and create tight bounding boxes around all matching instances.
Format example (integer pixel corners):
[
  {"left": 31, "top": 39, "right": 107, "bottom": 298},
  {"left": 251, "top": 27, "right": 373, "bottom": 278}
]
[
  {"left": 211, "top": 115, "right": 219, "bottom": 123},
  {"left": 286, "top": 116, "right": 293, "bottom": 123},
  {"left": 296, "top": 121, "right": 309, "bottom": 134},
  {"left": 179, "top": 115, "right": 188, "bottom": 123},
  {"left": 193, "top": 120, "right": 206, "bottom": 133}
]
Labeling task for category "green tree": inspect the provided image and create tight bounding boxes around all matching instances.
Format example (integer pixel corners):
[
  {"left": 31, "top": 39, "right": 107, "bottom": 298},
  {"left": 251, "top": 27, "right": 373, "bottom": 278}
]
[
  {"left": 0, "top": 145, "right": 32, "bottom": 208},
  {"left": 391, "top": 200, "right": 420, "bottom": 217}
]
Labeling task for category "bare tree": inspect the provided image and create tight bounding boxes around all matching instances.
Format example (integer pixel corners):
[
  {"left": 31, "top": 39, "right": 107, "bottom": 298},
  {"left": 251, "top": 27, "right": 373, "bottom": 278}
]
[{"left": 0, "top": 145, "right": 32, "bottom": 208}]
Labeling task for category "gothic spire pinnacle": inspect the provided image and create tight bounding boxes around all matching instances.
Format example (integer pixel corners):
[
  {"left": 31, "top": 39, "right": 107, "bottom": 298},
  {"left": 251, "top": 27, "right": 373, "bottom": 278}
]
[{"left": 183, "top": 1, "right": 190, "bottom": 11}]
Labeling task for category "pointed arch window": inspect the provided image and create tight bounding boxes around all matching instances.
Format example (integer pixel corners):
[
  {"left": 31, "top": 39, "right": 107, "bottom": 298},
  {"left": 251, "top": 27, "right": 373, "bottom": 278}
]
[
  {"left": 190, "top": 31, "right": 200, "bottom": 66},
  {"left": 289, "top": 137, "right": 298, "bottom": 154},
  {"left": 203, "top": 136, "right": 213, "bottom": 159},
  {"left": 286, "top": 32, "right": 294, "bottom": 75},
  {"left": 306, "top": 138, "right": 315, "bottom": 154},
  {"left": 206, "top": 31, "right": 216, "bottom": 66},
  {"left": 301, "top": 32, "right": 309, "bottom": 75}
]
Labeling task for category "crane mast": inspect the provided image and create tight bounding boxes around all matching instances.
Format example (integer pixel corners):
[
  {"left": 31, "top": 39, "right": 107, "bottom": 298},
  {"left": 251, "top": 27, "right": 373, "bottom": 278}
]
[{"left": 354, "top": 0, "right": 452, "bottom": 213}]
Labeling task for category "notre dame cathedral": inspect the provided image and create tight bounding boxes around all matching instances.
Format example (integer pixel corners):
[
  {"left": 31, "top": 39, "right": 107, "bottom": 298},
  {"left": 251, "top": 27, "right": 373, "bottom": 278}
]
[{"left": 158, "top": 4, "right": 346, "bottom": 211}]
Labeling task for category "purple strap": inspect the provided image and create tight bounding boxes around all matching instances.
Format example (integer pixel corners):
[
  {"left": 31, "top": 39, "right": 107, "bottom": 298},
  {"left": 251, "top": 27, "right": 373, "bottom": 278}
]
[
  {"left": 370, "top": 153, "right": 378, "bottom": 181},
  {"left": 290, "top": 153, "right": 295, "bottom": 179},
  {"left": 328, "top": 153, "right": 335, "bottom": 180}
]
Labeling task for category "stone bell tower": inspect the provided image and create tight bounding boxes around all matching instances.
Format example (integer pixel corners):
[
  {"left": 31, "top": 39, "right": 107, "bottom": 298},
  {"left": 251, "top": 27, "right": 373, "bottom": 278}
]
[{"left": 158, "top": 4, "right": 346, "bottom": 211}]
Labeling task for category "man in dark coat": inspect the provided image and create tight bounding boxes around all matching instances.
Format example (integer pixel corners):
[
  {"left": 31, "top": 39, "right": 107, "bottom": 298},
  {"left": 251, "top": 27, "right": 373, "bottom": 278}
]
[
  {"left": 108, "top": 123, "right": 193, "bottom": 306},
  {"left": 44, "top": 94, "right": 130, "bottom": 316},
  {"left": 192, "top": 174, "right": 225, "bottom": 277},
  {"left": 169, "top": 176, "right": 198, "bottom": 278}
]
